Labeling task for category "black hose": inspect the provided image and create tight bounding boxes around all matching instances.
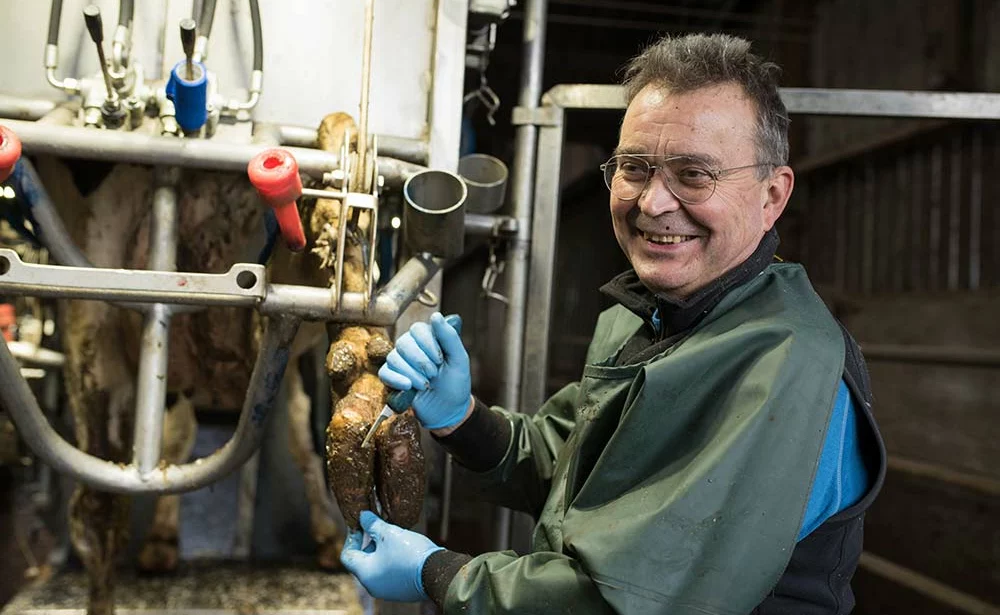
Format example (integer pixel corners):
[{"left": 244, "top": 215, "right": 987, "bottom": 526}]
[
  {"left": 47, "top": 0, "right": 63, "bottom": 46},
  {"left": 249, "top": 0, "right": 262, "bottom": 71},
  {"left": 12, "top": 159, "right": 91, "bottom": 269},
  {"left": 199, "top": 0, "right": 217, "bottom": 40},
  {"left": 118, "top": 0, "right": 134, "bottom": 27}
]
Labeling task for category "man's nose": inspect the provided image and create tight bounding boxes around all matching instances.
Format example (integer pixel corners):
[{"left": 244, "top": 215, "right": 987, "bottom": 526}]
[{"left": 637, "top": 170, "right": 682, "bottom": 217}]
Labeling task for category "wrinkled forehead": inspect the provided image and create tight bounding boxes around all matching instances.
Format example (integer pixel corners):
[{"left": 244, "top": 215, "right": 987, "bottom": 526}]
[{"left": 617, "top": 83, "right": 758, "bottom": 162}]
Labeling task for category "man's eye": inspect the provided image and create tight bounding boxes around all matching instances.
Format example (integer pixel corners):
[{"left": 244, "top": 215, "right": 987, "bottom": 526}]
[
  {"left": 678, "top": 168, "right": 714, "bottom": 184},
  {"left": 618, "top": 161, "right": 647, "bottom": 176}
]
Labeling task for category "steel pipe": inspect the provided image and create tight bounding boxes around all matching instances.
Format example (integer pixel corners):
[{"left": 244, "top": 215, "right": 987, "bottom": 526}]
[
  {"left": 0, "top": 249, "right": 440, "bottom": 324},
  {"left": 534, "top": 83, "right": 1000, "bottom": 121},
  {"left": 0, "top": 119, "right": 339, "bottom": 179},
  {"left": 252, "top": 122, "right": 429, "bottom": 165},
  {"left": 464, "top": 213, "right": 518, "bottom": 237},
  {"left": 496, "top": 0, "right": 549, "bottom": 553},
  {"left": 6, "top": 342, "right": 65, "bottom": 367},
  {"left": 0, "top": 96, "right": 57, "bottom": 122},
  {"left": 131, "top": 176, "right": 178, "bottom": 475},
  {"left": 1, "top": 314, "right": 300, "bottom": 494},
  {"left": 261, "top": 252, "right": 441, "bottom": 323}
]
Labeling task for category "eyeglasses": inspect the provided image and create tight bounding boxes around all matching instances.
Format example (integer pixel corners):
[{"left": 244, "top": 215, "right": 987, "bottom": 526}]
[{"left": 599, "top": 154, "right": 776, "bottom": 204}]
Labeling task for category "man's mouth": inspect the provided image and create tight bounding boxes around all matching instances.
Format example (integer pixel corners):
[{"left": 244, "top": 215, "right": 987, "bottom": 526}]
[{"left": 640, "top": 231, "right": 698, "bottom": 245}]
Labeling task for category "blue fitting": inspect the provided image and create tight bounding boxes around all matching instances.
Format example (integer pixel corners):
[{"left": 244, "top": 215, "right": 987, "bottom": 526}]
[{"left": 165, "top": 60, "right": 208, "bottom": 132}]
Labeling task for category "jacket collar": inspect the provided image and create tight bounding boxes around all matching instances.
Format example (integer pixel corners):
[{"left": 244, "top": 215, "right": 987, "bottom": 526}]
[{"left": 599, "top": 229, "right": 780, "bottom": 337}]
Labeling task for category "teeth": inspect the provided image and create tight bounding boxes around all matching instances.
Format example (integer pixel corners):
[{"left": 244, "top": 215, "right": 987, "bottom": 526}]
[{"left": 643, "top": 232, "right": 694, "bottom": 244}]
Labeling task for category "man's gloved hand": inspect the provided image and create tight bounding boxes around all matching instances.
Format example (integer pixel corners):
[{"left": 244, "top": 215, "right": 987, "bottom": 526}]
[
  {"left": 340, "top": 511, "right": 445, "bottom": 602},
  {"left": 378, "top": 312, "right": 472, "bottom": 430}
]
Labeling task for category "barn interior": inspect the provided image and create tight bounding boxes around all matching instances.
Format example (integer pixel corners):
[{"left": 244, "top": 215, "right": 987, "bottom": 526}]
[{"left": 0, "top": 1, "right": 997, "bottom": 614}]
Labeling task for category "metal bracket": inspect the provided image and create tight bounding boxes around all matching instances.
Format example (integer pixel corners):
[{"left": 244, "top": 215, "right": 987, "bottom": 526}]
[
  {"left": 0, "top": 249, "right": 266, "bottom": 307},
  {"left": 511, "top": 106, "right": 564, "bottom": 127}
]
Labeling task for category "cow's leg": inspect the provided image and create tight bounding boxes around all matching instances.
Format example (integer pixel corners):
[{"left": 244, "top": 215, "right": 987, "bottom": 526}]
[
  {"left": 63, "top": 301, "right": 135, "bottom": 615},
  {"left": 136, "top": 394, "right": 197, "bottom": 572},
  {"left": 286, "top": 355, "right": 344, "bottom": 569}
]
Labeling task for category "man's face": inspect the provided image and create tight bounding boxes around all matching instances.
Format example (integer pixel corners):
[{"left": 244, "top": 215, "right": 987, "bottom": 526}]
[{"left": 611, "top": 82, "right": 793, "bottom": 299}]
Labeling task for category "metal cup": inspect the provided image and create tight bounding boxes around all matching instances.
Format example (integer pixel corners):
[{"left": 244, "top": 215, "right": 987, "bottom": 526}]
[
  {"left": 458, "top": 153, "right": 508, "bottom": 213},
  {"left": 403, "top": 169, "right": 467, "bottom": 258}
]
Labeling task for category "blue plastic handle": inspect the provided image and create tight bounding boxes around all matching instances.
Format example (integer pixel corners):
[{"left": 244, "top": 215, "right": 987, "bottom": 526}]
[{"left": 384, "top": 314, "right": 462, "bottom": 412}]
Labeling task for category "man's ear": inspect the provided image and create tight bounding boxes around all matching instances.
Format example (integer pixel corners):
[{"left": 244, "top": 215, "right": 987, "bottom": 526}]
[{"left": 762, "top": 165, "right": 794, "bottom": 230}]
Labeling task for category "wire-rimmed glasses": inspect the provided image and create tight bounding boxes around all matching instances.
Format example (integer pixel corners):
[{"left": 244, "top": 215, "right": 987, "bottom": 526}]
[{"left": 600, "top": 154, "right": 775, "bottom": 204}]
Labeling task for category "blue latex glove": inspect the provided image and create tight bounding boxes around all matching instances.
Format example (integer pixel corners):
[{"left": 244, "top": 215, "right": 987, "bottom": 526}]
[
  {"left": 340, "top": 511, "right": 445, "bottom": 602},
  {"left": 378, "top": 312, "right": 472, "bottom": 430}
]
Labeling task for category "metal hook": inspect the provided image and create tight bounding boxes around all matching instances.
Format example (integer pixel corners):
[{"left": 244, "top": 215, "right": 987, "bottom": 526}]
[
  {"left": 463, "top": 73, "right": 501, "bottom": 126},
  {"left": 477, "top": 76, "right": 501, "bottom": 126}
]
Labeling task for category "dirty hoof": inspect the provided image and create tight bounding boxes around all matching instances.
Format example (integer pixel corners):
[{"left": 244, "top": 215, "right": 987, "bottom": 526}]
[
  {"left": 316, "top": 536, "right": 345, "bottom": 571},
  {"left": 137, "top": 536, "right": 180, "bottom": 573}
]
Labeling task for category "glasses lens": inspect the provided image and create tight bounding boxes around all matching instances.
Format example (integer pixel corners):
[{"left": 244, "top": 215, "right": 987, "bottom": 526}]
[
  {"left": 662, "top": 157, "right": 716, "bottom": 204},
  {"left": 603, "top": 156, "right": 650, "bottom": 200}
]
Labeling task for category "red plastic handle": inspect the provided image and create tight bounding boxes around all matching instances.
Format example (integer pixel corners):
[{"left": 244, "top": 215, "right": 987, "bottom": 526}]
[
  {"left": 247, "top": 148, "right": 306, "bottom": 252},
  {"left": 0, "top": 304, "right": 15, "bottom": 342},
  {"left": 0, "top": 125, "right": 22, "bottom": 183}
]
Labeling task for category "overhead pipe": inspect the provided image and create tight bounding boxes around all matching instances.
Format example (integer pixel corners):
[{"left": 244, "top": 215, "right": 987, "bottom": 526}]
[
  {"left": 494, "top": 0, "right": 548, "bottom": 552},
  {"left": 0, "top": 96, "right": 57, "bottom": 122},
  {"left": 2, "top": 119, "right": 428, "bottom": 188}
]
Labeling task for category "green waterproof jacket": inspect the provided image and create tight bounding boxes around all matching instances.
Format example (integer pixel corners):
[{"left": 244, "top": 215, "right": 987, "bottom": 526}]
[{"left": 444, "top": 263, "right": 846, "bottom": 614}]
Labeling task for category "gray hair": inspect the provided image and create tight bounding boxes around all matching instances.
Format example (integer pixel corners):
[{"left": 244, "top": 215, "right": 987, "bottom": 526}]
[{"left": 621, "top": 33, "right": 789, "bottom": 173}]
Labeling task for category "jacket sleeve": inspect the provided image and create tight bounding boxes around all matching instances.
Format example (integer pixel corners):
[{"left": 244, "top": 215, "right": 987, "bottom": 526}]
[
  {"left": 436, "top": 382, "right": 580, "bottom": 516},
  {"left": 443, "top": 549, "right": 618, "bottom": 615}
]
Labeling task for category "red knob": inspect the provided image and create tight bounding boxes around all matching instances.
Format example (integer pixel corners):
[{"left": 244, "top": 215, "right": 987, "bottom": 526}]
[
  {"left": 247, "top": 148, "right": 306, "bottom": 252},
  {"left": 0, "top": 304, "right": 15, "bottom": 342},
  {"left": 0, "top": 125, "right": 22, "bottom": 183}
]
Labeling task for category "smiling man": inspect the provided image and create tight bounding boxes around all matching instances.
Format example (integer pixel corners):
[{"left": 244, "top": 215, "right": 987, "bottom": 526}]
[{"left": 341, "top": 33, "right": 886, "bottom": 615}]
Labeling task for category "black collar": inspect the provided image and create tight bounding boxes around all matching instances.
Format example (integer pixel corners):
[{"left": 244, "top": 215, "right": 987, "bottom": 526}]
[{"left": 599, "top": 229, "right": 780, "bottom": 338}]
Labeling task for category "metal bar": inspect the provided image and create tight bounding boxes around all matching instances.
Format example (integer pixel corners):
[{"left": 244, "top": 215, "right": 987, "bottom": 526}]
[
  {"left": 782, "top": 88, "right": 1000, "bottom": 119},
  {"left": 542, "top": 84, "right": 624, "bottom": 109},
  {"left": 258, "top": 123, "right": 429, "bottom": 165},
  {"left": 888, "top": 455, "right": 1000, "bottom": 497},
  {"left": 497, "top": 0, "right": 549, "bottom": 554},
  {"left": 260, "top": 253, "right": 440, "bottom": 323},
  {"left": 0, "top": 250, "right": 439, "bottom": 324},
  {"left": 521, "top": 113, "right": 564, "bottom": 418},
  {"left": 133, "top": 303, "right": 171, "bottom": 474},
  {"left": 464, "top": 214, "right": 518, "bottom": 237},
  {"left": 0, "top": 95, "right": 57, "bottom": 121},
  {"left": 862, "top": 343, "right": 1000, "bottom": 367},
  {"left": 131, "top": 177, "right": 178, "bottom": 475},
  {"left": 0, "top": 315, "right": 300, "bottom": 494},
  {"left": 357, "top": 0, "right": 375, "bottom": 191},
  {"left": 538, "top": 84, "right": 1000, "bottom": 121},
  {"left": 859, "top": 552, "right": 1000, "bottom": 615},
  {"left": 0, "top": 249, "right": 265, "bottom": 307},
  {"left": 0, "top": 119, "right": 339, "bottom": 179},
  {"left": 6, "top": 342, "right": 65, "bottom": 367}
]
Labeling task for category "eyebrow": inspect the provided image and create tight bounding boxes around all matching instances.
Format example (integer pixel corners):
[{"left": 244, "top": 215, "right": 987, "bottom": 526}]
[{"left": 611, "top": 147, "right": 724, "bottom": 168}]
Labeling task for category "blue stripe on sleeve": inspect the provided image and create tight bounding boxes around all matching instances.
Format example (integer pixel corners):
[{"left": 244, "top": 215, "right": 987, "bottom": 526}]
[{"left": 798, "top": 379, "right": 871, "bottom": 541}]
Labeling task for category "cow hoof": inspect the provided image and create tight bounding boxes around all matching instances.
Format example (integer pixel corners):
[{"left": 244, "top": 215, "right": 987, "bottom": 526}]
[
  {"left": 316, "top": 536, "right": 345, "bottom": 571},
  {"left": 137, "top": 537, "right": 180, "bottom": 573}
]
